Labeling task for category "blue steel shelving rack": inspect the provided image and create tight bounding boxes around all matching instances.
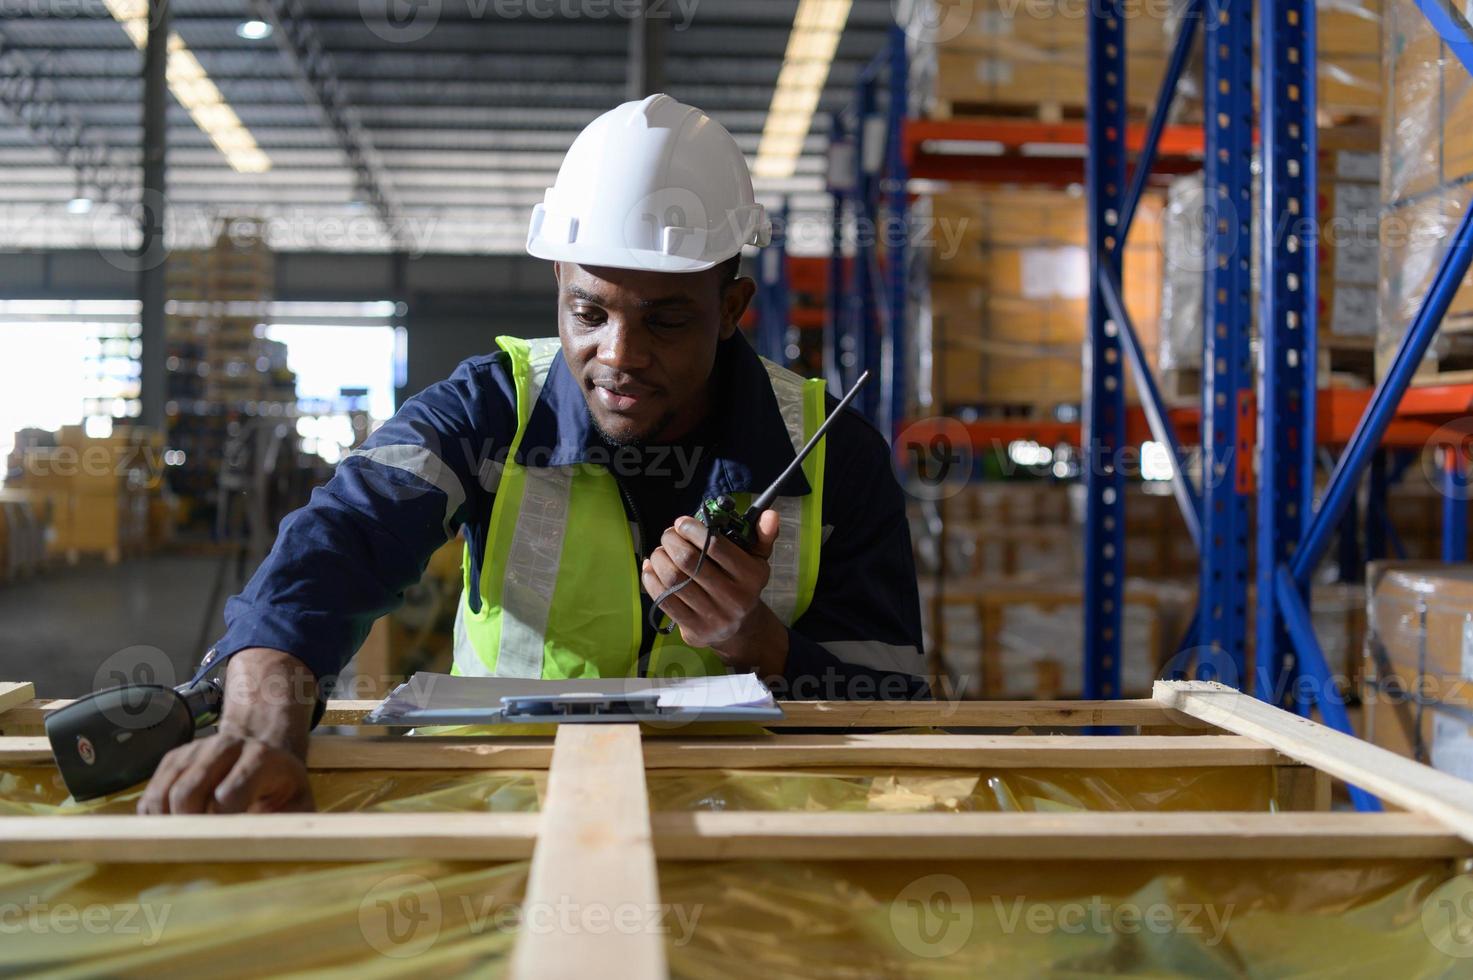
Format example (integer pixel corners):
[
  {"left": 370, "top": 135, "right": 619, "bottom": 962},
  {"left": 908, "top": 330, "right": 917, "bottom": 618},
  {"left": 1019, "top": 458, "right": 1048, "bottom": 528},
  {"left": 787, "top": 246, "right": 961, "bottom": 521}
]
[{"left": 822, "top": 0, "right": 1473, "bottom": 808}]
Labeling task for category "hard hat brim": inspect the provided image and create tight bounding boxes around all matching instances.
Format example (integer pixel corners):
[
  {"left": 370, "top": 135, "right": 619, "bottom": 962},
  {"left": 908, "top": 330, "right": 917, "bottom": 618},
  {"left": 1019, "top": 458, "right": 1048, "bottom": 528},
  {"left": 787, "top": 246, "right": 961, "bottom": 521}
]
[{"left": 527, "top": 237, "right": 728, "bottom": 275}]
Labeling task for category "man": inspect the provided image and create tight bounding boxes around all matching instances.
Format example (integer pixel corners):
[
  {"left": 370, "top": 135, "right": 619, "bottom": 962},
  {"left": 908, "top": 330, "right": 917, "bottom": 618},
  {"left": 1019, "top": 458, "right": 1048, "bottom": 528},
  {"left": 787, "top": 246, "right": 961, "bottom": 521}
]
[{"left": 139, "top": 95, "right": 925, "bottom": 815}]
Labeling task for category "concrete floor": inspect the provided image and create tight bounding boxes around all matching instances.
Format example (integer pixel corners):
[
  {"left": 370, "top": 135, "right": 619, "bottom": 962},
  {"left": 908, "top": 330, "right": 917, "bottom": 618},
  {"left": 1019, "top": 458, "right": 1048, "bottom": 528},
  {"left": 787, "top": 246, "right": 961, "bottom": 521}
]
[{"left": 0, "top": 553, "right": 258, "bottom": 698}]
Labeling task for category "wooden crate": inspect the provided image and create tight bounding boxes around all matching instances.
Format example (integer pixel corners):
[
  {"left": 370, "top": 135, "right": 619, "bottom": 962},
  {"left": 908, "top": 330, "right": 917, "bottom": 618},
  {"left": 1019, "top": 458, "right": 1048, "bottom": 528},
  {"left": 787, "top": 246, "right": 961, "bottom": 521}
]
[{"left": 2, "top": 679, "right": 1472, "bottom": 976}]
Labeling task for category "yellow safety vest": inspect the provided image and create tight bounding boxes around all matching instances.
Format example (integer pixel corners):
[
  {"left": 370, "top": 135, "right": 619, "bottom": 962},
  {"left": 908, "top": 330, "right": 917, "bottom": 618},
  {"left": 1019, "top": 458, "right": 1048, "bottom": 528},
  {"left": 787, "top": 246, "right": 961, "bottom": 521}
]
[{"left": 452, "top": 336, "right": 826, "bottom": 679}]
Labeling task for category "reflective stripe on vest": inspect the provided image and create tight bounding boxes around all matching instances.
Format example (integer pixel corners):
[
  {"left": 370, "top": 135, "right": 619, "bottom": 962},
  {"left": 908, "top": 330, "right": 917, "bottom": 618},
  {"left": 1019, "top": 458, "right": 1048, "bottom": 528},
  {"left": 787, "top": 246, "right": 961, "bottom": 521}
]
[{"left": 453, "top": 335, "right": 825, "bottom": 679}]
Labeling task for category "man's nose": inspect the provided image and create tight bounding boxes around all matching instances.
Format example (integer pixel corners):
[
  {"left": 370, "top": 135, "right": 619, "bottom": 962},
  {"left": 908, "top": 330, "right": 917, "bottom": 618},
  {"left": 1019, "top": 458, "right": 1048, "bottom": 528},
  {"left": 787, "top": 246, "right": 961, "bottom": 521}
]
[{"left": 597, "top": 320, "right": 653, "bottom": 372}]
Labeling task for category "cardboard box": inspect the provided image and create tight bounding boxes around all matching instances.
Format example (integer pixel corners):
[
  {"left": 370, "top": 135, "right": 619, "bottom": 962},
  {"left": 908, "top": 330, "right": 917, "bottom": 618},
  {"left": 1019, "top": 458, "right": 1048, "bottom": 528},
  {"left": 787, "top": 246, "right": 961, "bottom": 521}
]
[{"left": 1362, "top": 562, "right": 1473, "bottom": 779}]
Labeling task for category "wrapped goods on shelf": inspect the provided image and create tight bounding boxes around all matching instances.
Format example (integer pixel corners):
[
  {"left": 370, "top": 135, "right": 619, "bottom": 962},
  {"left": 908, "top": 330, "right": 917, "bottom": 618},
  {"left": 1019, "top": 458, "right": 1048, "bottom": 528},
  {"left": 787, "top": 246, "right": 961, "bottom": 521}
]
[
  {"left": 924, "top": 188, "right": 1163, "bottom": 409},
  {"left": 905, "top": 0, "right": 1175, "bottom": 118},
  {"left": 1159, "top": 131, "right": 1380, "bottom": 381},
  {"left": 926, "top": 576, "right": 1194, "bottom": 698},
  {"left": 1377, "top": 0, "right": 1473, "bottom": 382},
  {"left": 1157, "top": 174, "right": 1207, "bottom": 373},
  {"left": 1363, "top": 562, "right": 1473, "bottom": 777}
]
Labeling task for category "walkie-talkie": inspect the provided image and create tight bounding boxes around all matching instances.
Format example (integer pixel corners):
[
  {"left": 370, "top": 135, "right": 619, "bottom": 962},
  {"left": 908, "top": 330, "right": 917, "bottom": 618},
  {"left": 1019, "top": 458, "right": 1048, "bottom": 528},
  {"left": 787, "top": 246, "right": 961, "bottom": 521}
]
[{"left": 650, "top": 370, "right": 871, "bottom": 630}]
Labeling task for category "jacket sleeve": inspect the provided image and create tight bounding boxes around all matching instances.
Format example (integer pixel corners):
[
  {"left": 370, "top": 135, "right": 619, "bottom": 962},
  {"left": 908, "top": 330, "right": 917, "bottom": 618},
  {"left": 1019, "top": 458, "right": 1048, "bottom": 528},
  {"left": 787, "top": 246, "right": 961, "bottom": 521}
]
[
  {"left": 214, "top": 354, "right": 517, "bottom": 681},
  {"left": 778, "top": 412, "right": 930, "bottom": 700}
]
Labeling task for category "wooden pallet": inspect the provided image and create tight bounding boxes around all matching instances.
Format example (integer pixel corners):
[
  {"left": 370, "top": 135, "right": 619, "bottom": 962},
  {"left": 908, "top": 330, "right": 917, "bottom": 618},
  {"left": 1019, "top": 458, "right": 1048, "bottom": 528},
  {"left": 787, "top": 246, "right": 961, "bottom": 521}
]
[{"left": 3, "top": 680, "right": 1472, "bottom": 976}]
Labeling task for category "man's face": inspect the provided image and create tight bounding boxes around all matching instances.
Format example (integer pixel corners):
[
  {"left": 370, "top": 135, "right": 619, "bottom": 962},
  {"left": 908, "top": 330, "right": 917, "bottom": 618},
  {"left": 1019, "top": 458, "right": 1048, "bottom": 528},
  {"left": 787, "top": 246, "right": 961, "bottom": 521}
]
[{"left": 556, "top": 261, "right": 754, "bottom": 445}]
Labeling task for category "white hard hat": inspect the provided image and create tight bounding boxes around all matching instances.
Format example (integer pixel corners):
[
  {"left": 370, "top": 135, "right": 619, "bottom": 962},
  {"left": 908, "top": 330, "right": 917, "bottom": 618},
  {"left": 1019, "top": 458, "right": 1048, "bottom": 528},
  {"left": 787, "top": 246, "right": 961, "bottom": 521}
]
[{"left": 526, "top": 94, "right": 771, "bottom": 274}]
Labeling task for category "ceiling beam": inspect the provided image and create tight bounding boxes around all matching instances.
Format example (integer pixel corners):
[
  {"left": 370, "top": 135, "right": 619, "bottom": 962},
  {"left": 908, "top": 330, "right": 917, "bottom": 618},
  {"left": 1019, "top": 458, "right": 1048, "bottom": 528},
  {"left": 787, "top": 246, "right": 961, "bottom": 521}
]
[
  {"left": 251, "top": 0, "right": 405, "bottom": 247},
  {"left": 0, "top": 28, "right": 133, "bottom": 205}
]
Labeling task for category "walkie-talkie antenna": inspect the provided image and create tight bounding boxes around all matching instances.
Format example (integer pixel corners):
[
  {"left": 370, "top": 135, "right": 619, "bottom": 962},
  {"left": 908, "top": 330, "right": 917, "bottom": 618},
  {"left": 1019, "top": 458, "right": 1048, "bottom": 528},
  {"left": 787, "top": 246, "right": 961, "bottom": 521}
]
[{"left": 748, "top": 370, "right": 871, "bottom": 516}]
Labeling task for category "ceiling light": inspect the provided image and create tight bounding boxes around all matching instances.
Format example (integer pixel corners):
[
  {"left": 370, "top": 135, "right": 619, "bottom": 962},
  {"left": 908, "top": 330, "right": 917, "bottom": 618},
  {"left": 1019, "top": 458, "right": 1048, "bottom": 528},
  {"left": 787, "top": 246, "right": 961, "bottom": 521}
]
[
  {"left": 753, "top": 0, "right": 852, "bottom": 181},
  {"left": 102, "top": 0, "right": 272, "bottom": 175},
  {"left": 67, "top": 197, "right": 93, "bottom": 214},
  {"left": 236, "top": 19, "right": 273, "bottom": 41}
]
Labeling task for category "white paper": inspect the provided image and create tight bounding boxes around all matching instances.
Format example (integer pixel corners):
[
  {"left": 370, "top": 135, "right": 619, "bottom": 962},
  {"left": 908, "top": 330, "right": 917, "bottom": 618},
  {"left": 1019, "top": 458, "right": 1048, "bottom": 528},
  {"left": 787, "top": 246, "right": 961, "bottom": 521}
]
[{"left": 368, "top": 671, "right": 776, "bottom": 722}]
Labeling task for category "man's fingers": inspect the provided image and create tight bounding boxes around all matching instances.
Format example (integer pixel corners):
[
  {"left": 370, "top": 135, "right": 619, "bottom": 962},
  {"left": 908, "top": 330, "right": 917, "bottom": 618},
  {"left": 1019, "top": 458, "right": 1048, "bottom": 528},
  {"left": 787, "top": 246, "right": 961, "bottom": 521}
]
[
  {"left": 751, "top": 509, "right": 781, "bottom": 561},
  {"left": 642, "top": 561, "right": 702, "bottom": 626},
  {"left": 213, "top": 742, "right": 310, "bottom": 813},
  {"left": 165, "top": 738, "right": 244, "bottom": 815},
  {"left": 137, "top": 744, "right": 194, "bottom": 814},
  {"left": 648, "top": 550, "right": 724, "bottom": 619}
]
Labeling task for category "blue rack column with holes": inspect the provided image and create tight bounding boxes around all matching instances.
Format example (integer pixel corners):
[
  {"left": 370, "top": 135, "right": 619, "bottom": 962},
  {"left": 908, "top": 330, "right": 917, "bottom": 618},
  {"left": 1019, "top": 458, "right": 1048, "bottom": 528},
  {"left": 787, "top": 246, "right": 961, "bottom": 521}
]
[
  {"left": 1259, "top": 0, "right": 1473, "bottom": 809},
  {"left": 833, "top": 27, "right": 911, "bottom": 434},
  {"left": 1198, "top": 0, "right": 1256, "bottom": 685},
  {"left": 1082, "top": 0, "right": 1128, "bottom": 700},
  {"left": 1257, "top": 0, "right": 1316, "bottom": 710}
]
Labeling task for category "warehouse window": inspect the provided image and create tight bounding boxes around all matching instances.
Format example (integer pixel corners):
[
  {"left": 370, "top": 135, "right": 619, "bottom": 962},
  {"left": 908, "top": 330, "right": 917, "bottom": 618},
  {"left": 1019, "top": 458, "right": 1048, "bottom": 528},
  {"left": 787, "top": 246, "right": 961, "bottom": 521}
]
[
  {"left": 0, "top": 298, "right": 405, "bottom": 469},
  {"left": 0, "top": 299, "right": 142, "bottom": 465},
  {"left": 264, "top": 302, "right": 405, "bottom": 464}
]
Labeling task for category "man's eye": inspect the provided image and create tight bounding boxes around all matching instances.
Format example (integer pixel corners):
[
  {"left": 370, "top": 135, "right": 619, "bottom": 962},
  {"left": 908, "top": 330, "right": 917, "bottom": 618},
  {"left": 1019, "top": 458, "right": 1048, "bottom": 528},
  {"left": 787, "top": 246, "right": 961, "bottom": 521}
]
[{"left": 572, "top": 309, "right": 603, "bottom": 325}]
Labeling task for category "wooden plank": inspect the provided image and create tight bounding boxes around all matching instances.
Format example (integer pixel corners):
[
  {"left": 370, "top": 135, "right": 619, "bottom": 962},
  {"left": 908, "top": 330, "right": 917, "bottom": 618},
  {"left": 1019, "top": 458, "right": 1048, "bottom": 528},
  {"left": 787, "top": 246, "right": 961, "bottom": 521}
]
[
  {"left": 1154, "top": 680, "right": 1473, "bottom": 845},
  {"left": 510, "top": 725, "right": 665, "bottom": 980},
  {"left": 637, "top": 734, "right": 1285, "bottom": 769},
  {"left": 0, "top": 682, "right": 35, "bottom": 720},
  {"left": 1276, "top": 765, "right": 1334, "bottom": 811},
  {"left": 650, "top": 811, "right": 1472, "bottom": 860},
  {"left": 0, "top": 809, "right": 1460, "bottom": 864},
  {"left": 0, "top": 812, "right": 539, "bottom": 863},
  {"left": 0, "top": 732, "right": 1290, "bottom": 770},
  {"left": 0, "top": 695, "right": 1199, "bottom": 730}
]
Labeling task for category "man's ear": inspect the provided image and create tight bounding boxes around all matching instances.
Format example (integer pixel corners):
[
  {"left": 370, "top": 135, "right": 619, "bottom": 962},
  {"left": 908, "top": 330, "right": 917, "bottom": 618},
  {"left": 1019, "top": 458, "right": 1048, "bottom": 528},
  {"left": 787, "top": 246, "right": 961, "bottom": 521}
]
[{"left": 719, "top": 276, "right": 757, "bottom": 341}]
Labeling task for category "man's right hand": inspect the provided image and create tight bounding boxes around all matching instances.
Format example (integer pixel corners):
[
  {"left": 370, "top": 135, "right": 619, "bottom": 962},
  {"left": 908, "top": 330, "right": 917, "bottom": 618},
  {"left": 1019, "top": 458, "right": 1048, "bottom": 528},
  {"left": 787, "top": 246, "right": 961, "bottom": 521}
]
[{"left": 137, "top": 647, "right": 318, "bottom": 814}]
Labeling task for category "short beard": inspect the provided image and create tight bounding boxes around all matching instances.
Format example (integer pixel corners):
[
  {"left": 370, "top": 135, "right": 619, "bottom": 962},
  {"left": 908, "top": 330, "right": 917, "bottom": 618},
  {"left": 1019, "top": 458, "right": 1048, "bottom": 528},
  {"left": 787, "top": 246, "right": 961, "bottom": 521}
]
[{"left": 591, "top": 410, "right": 677, "bottom": 448}]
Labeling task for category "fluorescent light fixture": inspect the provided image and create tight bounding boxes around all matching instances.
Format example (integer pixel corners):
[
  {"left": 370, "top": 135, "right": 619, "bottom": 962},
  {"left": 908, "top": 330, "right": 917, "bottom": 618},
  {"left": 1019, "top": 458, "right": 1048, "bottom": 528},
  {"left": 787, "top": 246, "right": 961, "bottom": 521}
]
[
  {"left": 753, "top": 0, "right": 853, "bottom": 180},
  {"left": 102, "top": 0, "right": 272, "bottom": 174},
  {"left": 236, "top": 19, "right": 273, "bottom": 40},
  {"left": 66, "top": 196, "right": 94, "bottom": 213}
]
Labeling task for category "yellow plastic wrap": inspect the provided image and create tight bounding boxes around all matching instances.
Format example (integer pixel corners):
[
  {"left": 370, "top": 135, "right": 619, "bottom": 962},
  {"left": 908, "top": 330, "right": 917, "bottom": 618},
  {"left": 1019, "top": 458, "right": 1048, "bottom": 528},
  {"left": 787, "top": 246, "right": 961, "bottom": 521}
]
[
  {"left": 4, "top": 765, "right": 1468, "bottom": 976},
  {"left": 645, "top": 766, "right": 1287, "bottom": 813},
  {"left": 1380, "top": 0, "right": 1473, "bottom": 377},
  {"left": 661, "top": 859, "right": 1470, "bottom": 978},
  {"left": 0, "top": 767, "right": 546, "bottom": 816},
  {"left": 3, "top": 763, "right": 1285, "bottom": 816},
  {"left": 0, "top": 859, "right": 524, "bottom": 978}
]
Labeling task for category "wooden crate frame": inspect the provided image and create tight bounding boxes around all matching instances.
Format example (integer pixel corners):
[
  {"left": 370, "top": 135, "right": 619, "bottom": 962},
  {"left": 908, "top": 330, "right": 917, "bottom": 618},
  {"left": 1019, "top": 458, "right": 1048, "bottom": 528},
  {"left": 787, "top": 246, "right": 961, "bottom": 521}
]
[{"left": 3, "top": 679, "right": 1473, "bottom": 977}]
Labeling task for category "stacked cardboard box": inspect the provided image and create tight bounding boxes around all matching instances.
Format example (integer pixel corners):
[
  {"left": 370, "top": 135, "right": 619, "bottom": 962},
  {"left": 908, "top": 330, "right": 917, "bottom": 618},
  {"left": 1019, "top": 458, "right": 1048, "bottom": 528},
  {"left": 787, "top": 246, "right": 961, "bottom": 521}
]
[
  {"left": 1377, "top": 0, "right": 1473, "bottom": 382},
  {"left": 1159, "top": 125, "right": 1383, "bottom": 392},
  {"left": 1316, "top": 127, "right": 1383, "bottom": 368},
  {"left": 926, "top": 575, "right": 1195, "bottom": 699},
  {"left": 165, "top": 221, "right": 296, "bottom": 529},
  {"left": 925, "top": 188, "right": 1164, "bottom": 409},
  {"left": 1315, "top": 0, "right": 1384, "bottom": 117},
  {"left": 911, "top": 0, "right": 1173, "bottom": 118},
  {"left": 1362, "top": 562, "right": 1473, "bottom": 777},
  {"left": 909, "top": 0, "right": 1381, "bottom": 120}
]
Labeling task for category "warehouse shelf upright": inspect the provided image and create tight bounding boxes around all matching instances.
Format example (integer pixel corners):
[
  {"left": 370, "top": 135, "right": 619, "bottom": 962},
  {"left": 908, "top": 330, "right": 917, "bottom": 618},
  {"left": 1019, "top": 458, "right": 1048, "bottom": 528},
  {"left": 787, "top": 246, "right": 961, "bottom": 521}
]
[{"left": 837, "top": 6, "right": 1473, "bottom": 799}]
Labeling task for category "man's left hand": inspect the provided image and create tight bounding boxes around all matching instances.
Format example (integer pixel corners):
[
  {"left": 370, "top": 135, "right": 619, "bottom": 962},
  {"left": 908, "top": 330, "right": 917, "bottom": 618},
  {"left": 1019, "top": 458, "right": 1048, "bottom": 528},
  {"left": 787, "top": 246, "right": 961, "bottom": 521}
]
[{"left": 641, "top": 509, "right": 789, "bottom": 676}]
